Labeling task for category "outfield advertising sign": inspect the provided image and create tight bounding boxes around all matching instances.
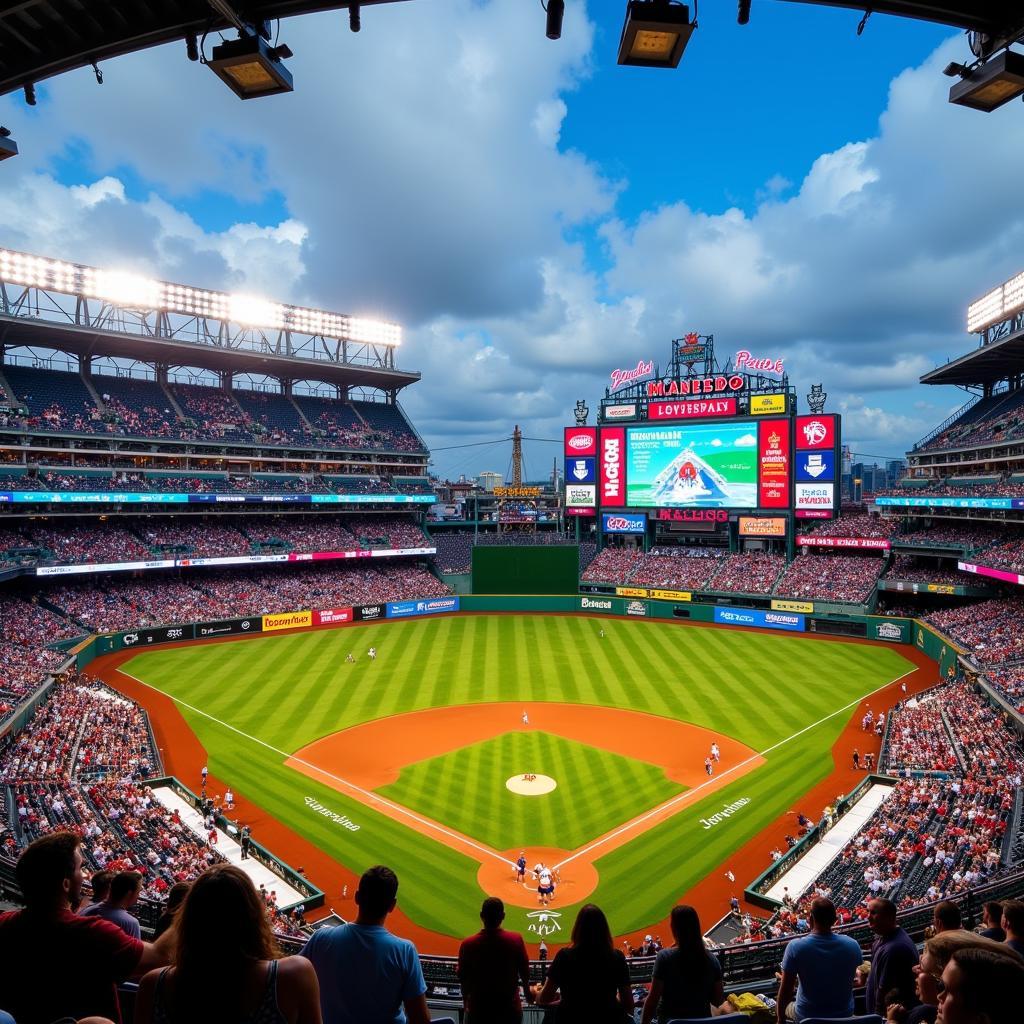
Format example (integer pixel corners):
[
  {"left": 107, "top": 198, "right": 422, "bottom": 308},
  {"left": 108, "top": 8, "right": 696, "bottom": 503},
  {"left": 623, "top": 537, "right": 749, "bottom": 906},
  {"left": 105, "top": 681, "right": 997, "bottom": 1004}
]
[
  {"left": 578, "top": 596, "right": 618, "bottom": 613},
  {"left": 353, "top": 604, "right": 385, "bottom": 621},
  {"left": 625, "top": 599, "right": 648, "bottom": 616},
  {"left": 262, "top": 610, "right": 312, "bottom": 632},
  {"left": 386, "top": 597, "right": 460, "bottom": 618},
  {"left": 313, "top": 608, "right": 354, "bottom": 625},
  {"left": 771, "top": 599, "right": 813, "bottom": 614},
  {"left": 119, "top": 624, "right": 195, "bottom": 648},
  {"left": 195, "top": 617, "right": 262, "bottom": 638},
  {"left": 873, "top": 620, "right": 909, "bottom": 643},
  {"left": 713, "top": 607, "right": 804, "bottom": 632}
]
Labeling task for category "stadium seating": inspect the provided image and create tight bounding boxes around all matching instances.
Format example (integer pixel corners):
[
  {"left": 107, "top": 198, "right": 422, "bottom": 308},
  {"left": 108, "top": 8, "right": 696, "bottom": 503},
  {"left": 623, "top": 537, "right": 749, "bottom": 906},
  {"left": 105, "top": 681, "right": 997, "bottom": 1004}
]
[
  {"left": 926, "top": 600, "right": 1024, "bottom": 665},
  {"left": 915, "top": 389, "right": 1024, "bottom": 452},
  {"left": 1, "top": 365, "right": 104, "bottom": 434},
  {"left": 773, "top": 554, "right": 884, "bottom": 604}
]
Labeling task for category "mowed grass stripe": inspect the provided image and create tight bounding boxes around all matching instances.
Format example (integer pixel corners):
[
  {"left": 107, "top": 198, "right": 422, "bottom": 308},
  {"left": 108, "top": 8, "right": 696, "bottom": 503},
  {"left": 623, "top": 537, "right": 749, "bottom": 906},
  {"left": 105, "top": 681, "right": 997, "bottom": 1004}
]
[{"left": 124, "top": 615, "right": 914, "bottom": 937}]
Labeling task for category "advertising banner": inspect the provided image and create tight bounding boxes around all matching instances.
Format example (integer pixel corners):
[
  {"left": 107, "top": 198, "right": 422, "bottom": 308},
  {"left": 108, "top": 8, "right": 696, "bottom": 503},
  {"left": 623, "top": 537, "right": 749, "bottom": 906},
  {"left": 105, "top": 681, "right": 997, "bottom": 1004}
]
[
  {"left": 795, "top": 482, "right": 835, "bottom": 512},
  {"left": 757, "top": 419, "right": 790, "bottom": 509},
  {"left": 565, "top": 457, "right": 596, "bottom": 485},
  {"left": 578, "top": 595, "right": 618, "bottom": 613},
  {"left": 873, "top": 620, "right": 909, "bottom": 643},
  {"left": 604, "top": 404, "right": 637, "bottom": 420},
  {"left": 599, "top": 427, "right": 626, "bottom": 507},
  {"left": 749, "top": 394, "right": 787, "bottom": 415},
  {"left": 795, "top": 450, "right": 835, "bottom": 483},
  {"left": 653, "top": 508, "right": 729, "bottom": 523},
  {"left": 649, "top": 588, "right": 692, "bottom": 602},
  {"left": 353, "top": 604, "right": 385, "bottom": 621},
  {"left": 386, "top": 597, "right": 460, "bottom": 618},
  {"left": 313, "top": 608, "right": 354, "bottom": 625},
  {"left": 876, "top": 496, "right": 1024, "bottom": 510},
  {"left": 713, "top": 607, "right": 804, "bottom": 631},
  {"left": 564, "top": 426, "right": 597, "bottom": 456},
  {"left": 795, "top": 509, "right": 832, "bottom": 519},
  {"left": 602, "top": 512, "right": 647, "bottom": 534},
  {"left": 565, "top": 484, "right": 596, "bottom": 507},
  {"left": 195, "top": 617, "right": 263, "bottom": 639},
  {"left": 626, "top": 422, "right": 757, "bottom": 509},
  {"left": 796, "top": 535, "right": 890, "bottom": 550},
  {"left": 795, "top": 415, "right": 836, "bottom": 450},
  {"left": 957, "top": 561, "right": 1024, "bottom": 586},
  {"left": 625, "top": 599, "right": 648, "bottom": 616},
  {"left": 262, "top": 610, "right": 313, "bottom": 632},
  {"left": 36, "top": 558, "right": 176, "bottom": 577},
  {"left": 771, "top": 599, "right": 814, "bottom": 614},
  {"left": 119, "top": 624, "right": 195, "bottom": 648},
  {"left": 616, "top": 586, "right": 650, "bottom": 597},
  {"left": 5, "top": 490, "right": 434, "bottom": 506},
  {"left": 647, "top": 398, "right": 737, "bottom": 420},
  {"left": 564, "top": 506, "right": 596, "bottom": 517},
  {"left": 178, "top": 554, "right": 290, "bottom": 568},
  {"left": 738, "top": 517, "right": 786, "bottom": 537}
]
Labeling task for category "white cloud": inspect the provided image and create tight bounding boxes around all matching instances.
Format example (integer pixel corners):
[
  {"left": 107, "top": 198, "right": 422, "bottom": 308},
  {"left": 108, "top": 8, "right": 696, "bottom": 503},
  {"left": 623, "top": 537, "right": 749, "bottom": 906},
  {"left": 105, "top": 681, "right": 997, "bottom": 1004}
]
[{"left": 734, "top": 434, "right": 757, "bottom": 447}]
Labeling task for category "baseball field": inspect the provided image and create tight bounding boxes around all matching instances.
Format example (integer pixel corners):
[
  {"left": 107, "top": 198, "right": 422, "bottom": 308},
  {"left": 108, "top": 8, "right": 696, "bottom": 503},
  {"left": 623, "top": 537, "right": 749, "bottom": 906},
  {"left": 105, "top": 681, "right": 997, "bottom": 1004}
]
[{"left": 114, "top": 614, "right": 915, "bottom": 943}]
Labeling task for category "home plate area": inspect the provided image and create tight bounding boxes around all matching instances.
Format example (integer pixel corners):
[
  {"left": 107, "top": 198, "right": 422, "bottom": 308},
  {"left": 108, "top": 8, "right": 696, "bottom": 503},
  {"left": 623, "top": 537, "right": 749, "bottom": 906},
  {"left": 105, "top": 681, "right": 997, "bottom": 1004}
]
[{"left": 506, "top": 773, "right": 557, "bottom": 795}]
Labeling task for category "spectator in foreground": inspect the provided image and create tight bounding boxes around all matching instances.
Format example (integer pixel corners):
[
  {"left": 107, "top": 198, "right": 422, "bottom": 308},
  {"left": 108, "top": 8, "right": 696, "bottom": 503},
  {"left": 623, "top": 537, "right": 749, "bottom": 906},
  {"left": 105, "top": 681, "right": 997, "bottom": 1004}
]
[
  {"left": 457, "top": 896, "right": 532, "bottom": 1024},
  {"left": 81, "top": 869, "right": 114, "bottom": 914},
  {"left": 135, "top": 863, "right": 320, "bottom": 1024},
  {"left": 81, "top": 870, "right": 144, "bottom": 939},
  {"left": 978, "top": 902, "right": 1005, "bottom": 942},
  {"left": 0, "top": 832, "right": 175, "bottom": 1024},
  {"left": 776, "top": 897, "right": 862, "bottom": 1023},
  {"left": 889, "top": 929, "right": 1020, "bottom": 1024},
  {"left": 1002, "top": 899, "right": 1024, "bottom": 957},
  {"left": 533, "top": 903, "right": 633, "bottom": 1024},
  {"left": 866, "top": 897, "right": 920, "bottom": 1015},
  {"left": 301, "top": 864, "right": 429, "bottom": 1024},
  {"left": 641, "top": 904, "right": 729, "bottom": 1024},
  {"left": 932, "top": 901, "right": 962, "bottom": 935},
  {"left": 937, "top": 947, "right": 1024, "bottom": 1024}
]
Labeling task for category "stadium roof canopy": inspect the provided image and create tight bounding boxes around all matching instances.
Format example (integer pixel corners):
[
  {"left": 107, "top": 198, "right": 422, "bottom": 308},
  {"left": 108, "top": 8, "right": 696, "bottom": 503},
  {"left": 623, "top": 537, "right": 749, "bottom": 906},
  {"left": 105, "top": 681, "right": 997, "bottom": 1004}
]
[
  {"left": 1, "top": 2, "right": 1021, "bottom": 98},
  {"left": 921, "top": 333, "right": 1024, "bottom": 387},
  {"left": 0, "top": 1, "right": 408, "bottom": 97}
]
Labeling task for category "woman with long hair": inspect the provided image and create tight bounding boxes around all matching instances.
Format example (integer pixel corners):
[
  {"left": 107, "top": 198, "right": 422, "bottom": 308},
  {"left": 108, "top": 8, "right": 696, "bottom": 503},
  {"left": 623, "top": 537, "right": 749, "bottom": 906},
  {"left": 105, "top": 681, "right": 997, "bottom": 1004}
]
[
  {"left": 641, "top": 905, "right": 730, "bottom": 1023},
  {"left": 533, "top": 903, "right": 633, "bottom": 1023},
  {"left": 134, "top": 864, "right": 321, "bottom": 1024}
]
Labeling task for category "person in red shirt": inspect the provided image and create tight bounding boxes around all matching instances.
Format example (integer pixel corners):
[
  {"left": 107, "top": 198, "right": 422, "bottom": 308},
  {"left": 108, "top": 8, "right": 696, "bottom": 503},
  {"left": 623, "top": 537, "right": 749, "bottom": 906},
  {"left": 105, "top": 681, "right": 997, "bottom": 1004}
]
[
  {"left": 0, "top": 831, "right": 176, "bottom": 1024},
  {"left": 457, "top": 897, "right": 533, "bottom": 1024}
]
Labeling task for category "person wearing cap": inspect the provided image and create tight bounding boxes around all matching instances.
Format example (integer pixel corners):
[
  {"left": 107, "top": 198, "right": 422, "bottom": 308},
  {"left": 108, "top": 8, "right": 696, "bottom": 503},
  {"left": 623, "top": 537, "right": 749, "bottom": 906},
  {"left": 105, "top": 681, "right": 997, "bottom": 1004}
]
[{"left": 641, "top": 935, "right": 658, "bottom": 956}]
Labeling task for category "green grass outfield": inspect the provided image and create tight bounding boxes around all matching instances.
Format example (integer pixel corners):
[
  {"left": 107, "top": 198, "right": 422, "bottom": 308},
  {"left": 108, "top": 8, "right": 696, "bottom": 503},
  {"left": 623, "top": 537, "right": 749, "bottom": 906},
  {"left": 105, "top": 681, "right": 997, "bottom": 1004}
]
[{"left": 122, "top": 615, "right": 913, "bottom": 939}]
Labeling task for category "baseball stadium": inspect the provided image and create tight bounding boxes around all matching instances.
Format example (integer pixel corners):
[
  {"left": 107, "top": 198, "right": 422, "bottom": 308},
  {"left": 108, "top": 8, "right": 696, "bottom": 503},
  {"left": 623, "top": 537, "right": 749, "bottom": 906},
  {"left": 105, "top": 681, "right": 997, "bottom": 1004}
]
[{"left": 2, "top": 3, "right": 1024, "bottom": 1024}]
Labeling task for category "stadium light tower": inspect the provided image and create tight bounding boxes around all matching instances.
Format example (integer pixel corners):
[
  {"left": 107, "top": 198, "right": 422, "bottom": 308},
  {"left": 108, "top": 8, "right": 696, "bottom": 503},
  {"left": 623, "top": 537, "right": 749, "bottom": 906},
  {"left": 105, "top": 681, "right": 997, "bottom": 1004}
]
[{"left": 946, "top": 50, "right": 1024, "bottom": 112}]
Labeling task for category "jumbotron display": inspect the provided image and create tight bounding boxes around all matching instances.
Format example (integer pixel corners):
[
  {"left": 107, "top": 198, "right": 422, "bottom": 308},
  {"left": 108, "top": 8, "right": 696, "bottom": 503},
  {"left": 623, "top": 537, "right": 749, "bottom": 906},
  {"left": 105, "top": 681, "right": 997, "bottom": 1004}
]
[{"left": 564, "top": 334, "right": 841, "bottom": 529}]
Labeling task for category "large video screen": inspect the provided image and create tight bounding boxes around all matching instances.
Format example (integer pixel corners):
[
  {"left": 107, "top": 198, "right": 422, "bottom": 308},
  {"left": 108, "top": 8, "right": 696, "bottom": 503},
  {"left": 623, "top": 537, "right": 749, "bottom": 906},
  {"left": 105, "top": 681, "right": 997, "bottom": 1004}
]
[{"left": 625, "top": 422, "right": 759, "bottom": 509}]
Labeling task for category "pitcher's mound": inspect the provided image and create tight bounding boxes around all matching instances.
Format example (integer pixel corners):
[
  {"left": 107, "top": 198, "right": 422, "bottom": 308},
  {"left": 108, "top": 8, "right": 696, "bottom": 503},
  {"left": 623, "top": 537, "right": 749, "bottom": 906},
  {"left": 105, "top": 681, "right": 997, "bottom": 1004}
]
[{"left": 506, "top": 774, "right": 557, "bottom": 795}]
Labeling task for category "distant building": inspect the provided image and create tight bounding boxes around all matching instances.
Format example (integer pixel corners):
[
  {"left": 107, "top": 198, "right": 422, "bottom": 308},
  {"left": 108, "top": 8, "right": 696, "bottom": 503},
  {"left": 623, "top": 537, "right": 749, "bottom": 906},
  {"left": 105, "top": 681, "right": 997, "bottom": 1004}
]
[{"left": 478, "top": 471, "right": 503, "bottom": 492}]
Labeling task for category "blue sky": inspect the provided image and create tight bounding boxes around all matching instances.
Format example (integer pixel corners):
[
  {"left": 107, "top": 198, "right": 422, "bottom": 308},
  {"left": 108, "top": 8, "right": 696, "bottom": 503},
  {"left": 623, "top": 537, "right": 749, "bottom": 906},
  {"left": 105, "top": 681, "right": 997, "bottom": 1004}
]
[{"left": 0, "top": 1, "right": 1020, "bottom": 482}]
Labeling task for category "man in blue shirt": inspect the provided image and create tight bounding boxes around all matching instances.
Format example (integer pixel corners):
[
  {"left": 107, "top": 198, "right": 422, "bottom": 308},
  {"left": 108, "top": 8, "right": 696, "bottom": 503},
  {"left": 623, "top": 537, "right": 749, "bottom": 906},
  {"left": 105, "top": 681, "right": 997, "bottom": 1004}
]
[
  {"left": 777, "top": 897, "right": 863, "bottom": 1022},
  {"left": 301, "top": 865, "right": 430, "bottom": 1024},
  {"left": 80, "top": 870, "right": 143, "bottom": 940},
  {"left": 865, "top": 897, "right": 919, "bottom": 1014}
]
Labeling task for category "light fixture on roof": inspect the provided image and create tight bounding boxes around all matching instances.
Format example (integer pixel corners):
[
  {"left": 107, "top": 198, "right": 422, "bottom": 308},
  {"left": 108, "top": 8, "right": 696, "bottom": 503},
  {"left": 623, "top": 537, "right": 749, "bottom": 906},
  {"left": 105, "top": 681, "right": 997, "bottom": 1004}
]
[
  {"left": 948, "top": 50, "right": 1024, "bottom": 112},
  {"left": 349, "top": 4, "right": 360, "bottom": 32},
  {"left": 207, "top": 31, "right": 294, "bottom": 99},
  {"left": 617, "top": 0, "right": 694, "bottom": 69},
  {"left": 546, "top": 0, "right": 565, "bottom": 40},
  {"left": 0, "top": 126, "right": 17, "bottom": 162}
]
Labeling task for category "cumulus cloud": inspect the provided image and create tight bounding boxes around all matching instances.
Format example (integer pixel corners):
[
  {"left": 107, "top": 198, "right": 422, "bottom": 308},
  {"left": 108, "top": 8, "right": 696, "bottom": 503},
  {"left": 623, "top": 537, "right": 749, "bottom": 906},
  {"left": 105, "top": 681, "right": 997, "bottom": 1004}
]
[{"left": 2, "top": 10, "right": 1024, "bottom": 476}]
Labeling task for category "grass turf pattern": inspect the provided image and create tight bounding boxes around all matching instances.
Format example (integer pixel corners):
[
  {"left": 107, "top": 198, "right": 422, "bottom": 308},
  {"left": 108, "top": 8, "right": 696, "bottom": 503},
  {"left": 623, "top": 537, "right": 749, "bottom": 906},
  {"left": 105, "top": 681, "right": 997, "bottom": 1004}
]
[
  {"left": 379, "top": 731, "right": 685, "bottom": 851},
  {"left": 123, "top": 615, "right": 912, "bottom": 938}
]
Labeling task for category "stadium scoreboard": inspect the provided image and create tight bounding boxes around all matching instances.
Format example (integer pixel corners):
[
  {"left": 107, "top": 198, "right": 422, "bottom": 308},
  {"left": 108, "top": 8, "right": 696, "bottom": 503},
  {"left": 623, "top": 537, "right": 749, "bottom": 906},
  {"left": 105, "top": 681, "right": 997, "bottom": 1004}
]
[{"left": 564, "top": 334, "right": 841, "bottom": 532}]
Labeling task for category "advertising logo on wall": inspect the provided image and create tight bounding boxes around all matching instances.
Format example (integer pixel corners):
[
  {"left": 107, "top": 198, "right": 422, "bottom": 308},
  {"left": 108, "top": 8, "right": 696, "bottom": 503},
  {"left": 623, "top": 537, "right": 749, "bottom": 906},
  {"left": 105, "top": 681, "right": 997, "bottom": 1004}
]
[
  {"left": 648, "top": 398, "right": 737, "bottom": 420},
  {"left": 564, "top": 427, "right": 597, "bottom": 456},
  {"left": 566, "top": 484, "right": 596, "bottom": 507},
  {"left": 757, "top": 419, "right": 790, "bottom": 509},
  {"left": 796, "top": 450, "right": 835, "bottom": 482},
  {"left": 795, "top": 483, "right": 835, "bottom": 512},
  {"left": 604, "top": 404, "right": 637, "bottom": 419},
  {"left": 795, "top": 415, "right": 835, "bottom": 450},
  {"left": 565, "top": 457, "right": 596, "bottom": 484},
  {"left": 601, "top": 513, "right": 647, "bottom": 534}
]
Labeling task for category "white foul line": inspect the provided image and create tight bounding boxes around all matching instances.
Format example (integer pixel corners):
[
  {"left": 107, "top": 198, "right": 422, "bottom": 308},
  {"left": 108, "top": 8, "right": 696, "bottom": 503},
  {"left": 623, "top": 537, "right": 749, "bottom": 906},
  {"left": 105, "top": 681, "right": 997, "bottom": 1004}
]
[
  {"left": 119, "top": 670, "right": 514, "bottom": 867},
  {"left": 554, "top": 665, "right": 919, "bottom": 871}
]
